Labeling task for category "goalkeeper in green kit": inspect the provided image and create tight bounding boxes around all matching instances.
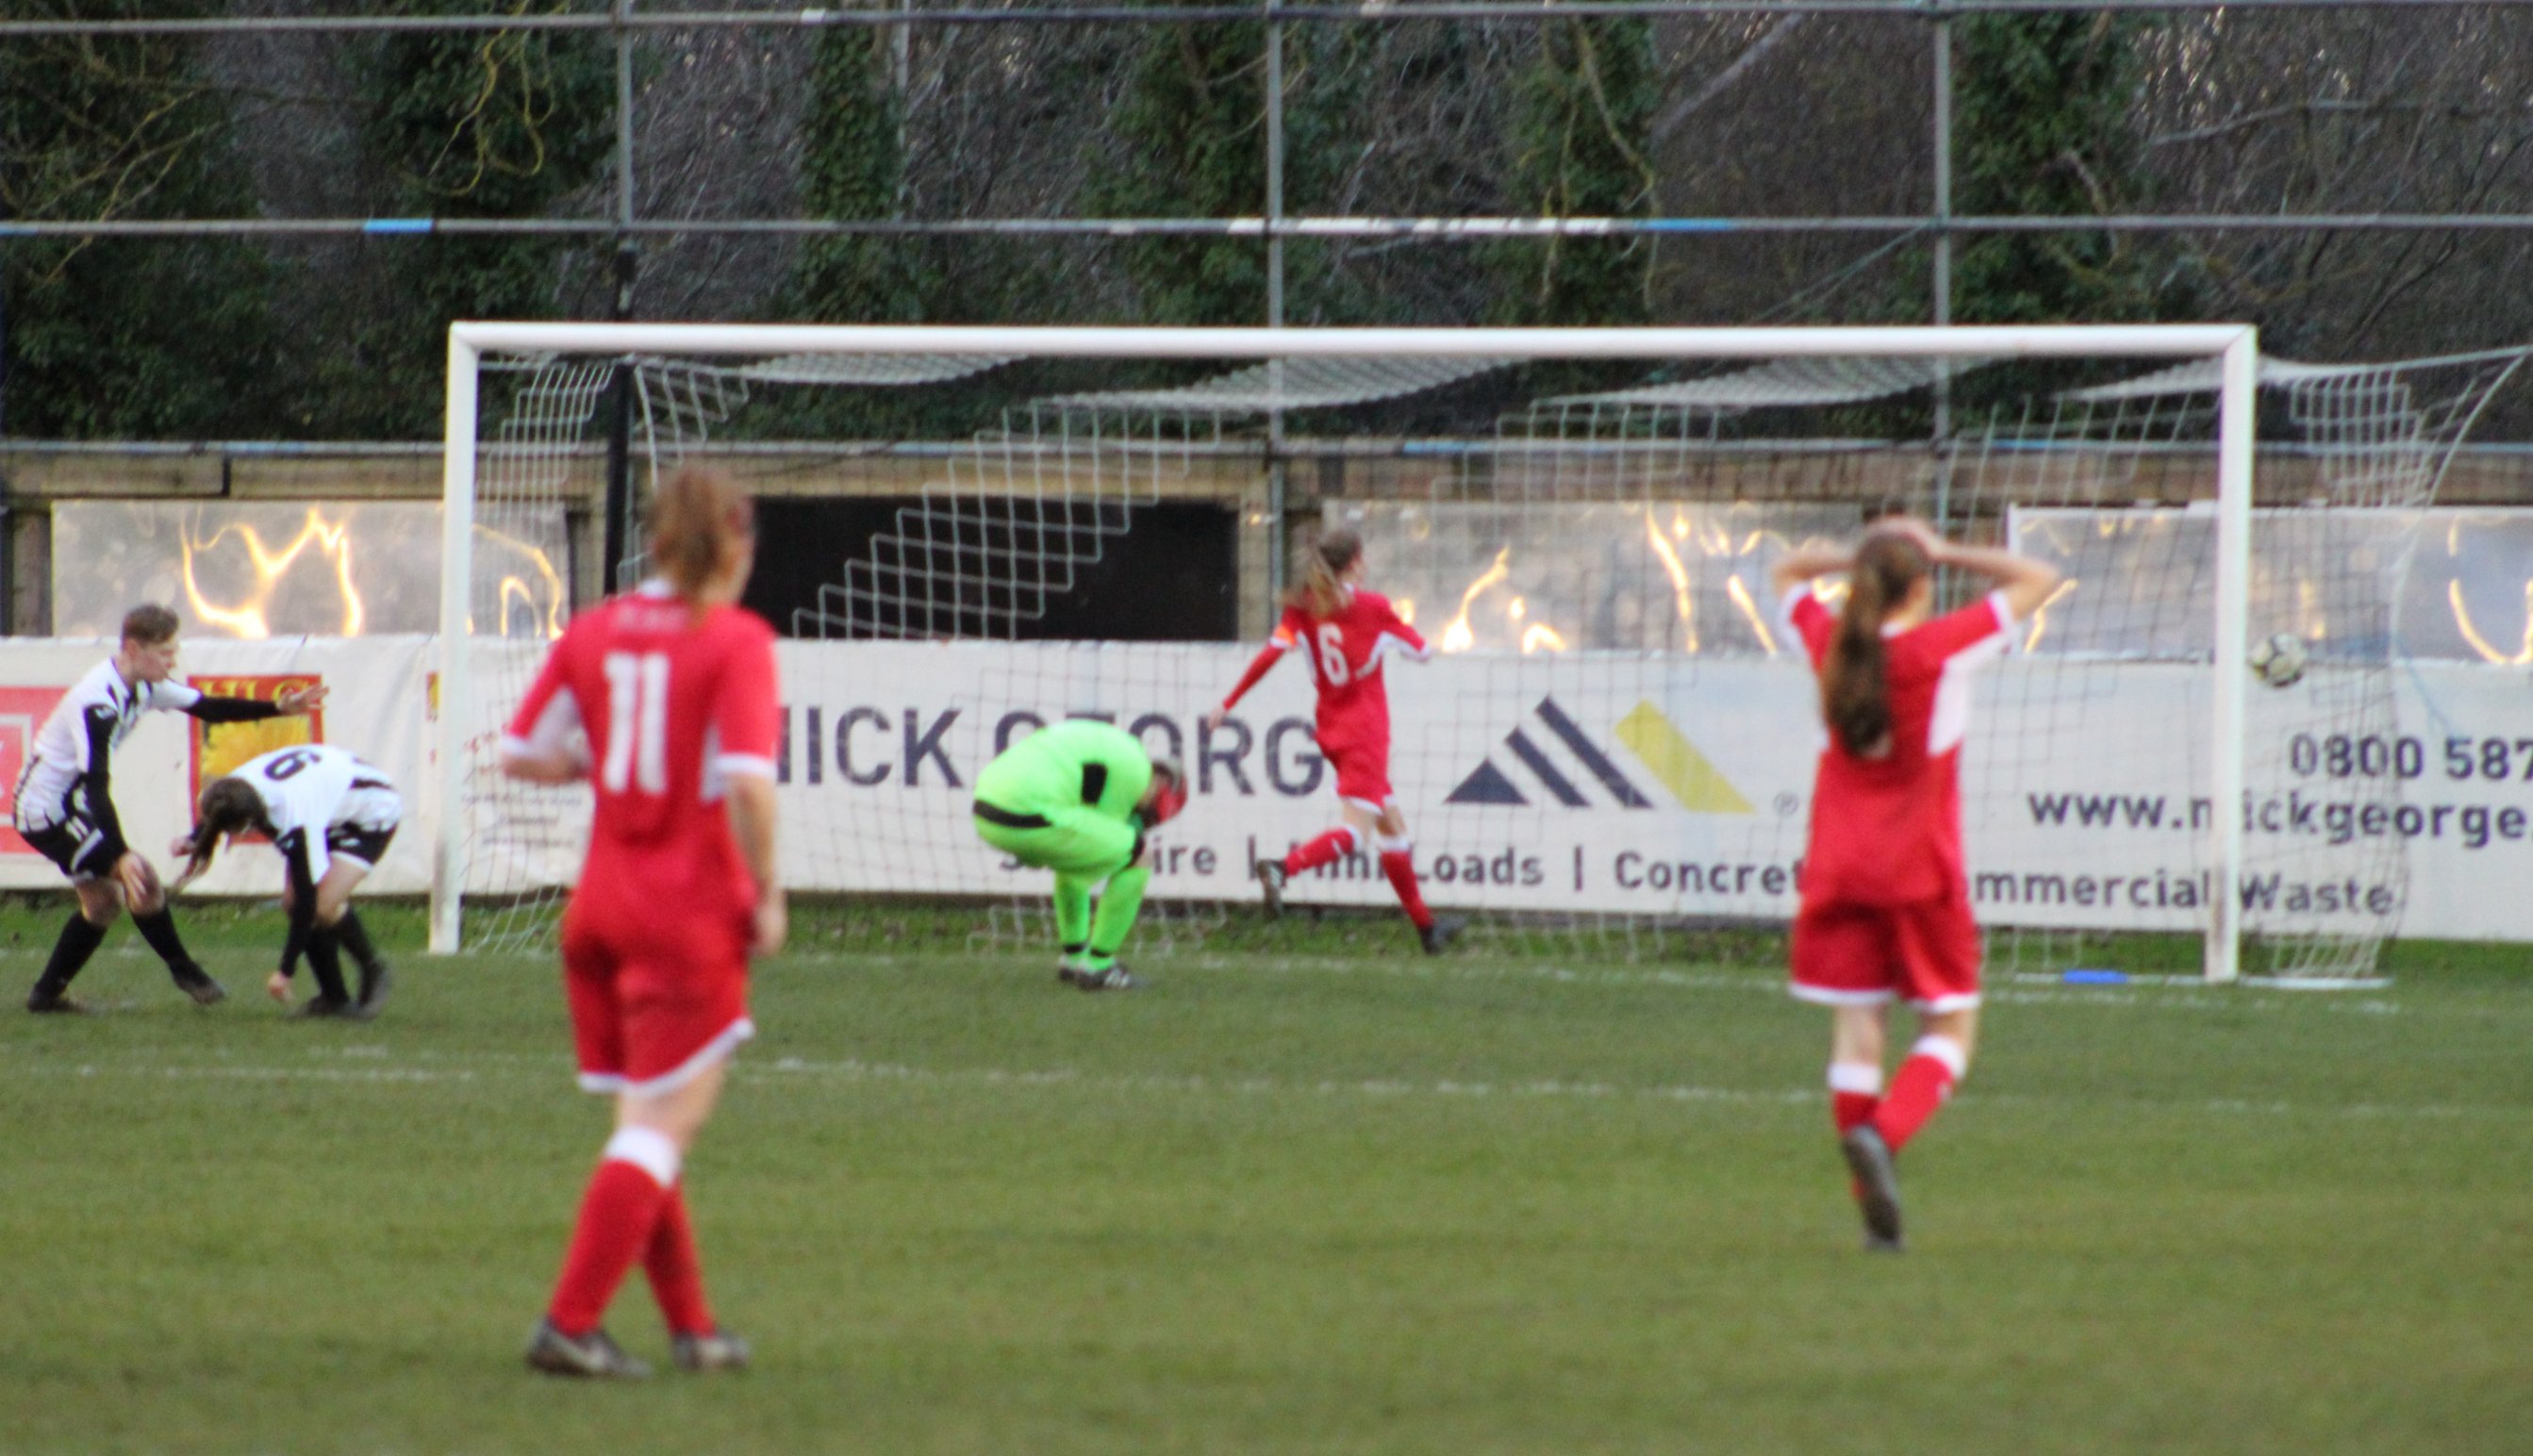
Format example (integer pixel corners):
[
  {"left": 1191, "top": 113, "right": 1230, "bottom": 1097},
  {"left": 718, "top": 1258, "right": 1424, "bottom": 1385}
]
[{"left": 971, "top": 720, "right": 1188, "bottom": 992}]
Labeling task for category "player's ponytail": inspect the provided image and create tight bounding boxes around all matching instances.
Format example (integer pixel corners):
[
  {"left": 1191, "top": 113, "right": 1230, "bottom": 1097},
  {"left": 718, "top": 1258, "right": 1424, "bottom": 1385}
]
[
  {"left": 179, "top": 777, "right": 270, "bottom": 881},
  {"left": 1821, "top": 531, "right": 1929, "bottom": 758},
  {"left": 648, "top": 465, "right": 757, "bottom": 604},
  {"left": 1282, "top": 529, "right": 1363, "bottom": 621}
]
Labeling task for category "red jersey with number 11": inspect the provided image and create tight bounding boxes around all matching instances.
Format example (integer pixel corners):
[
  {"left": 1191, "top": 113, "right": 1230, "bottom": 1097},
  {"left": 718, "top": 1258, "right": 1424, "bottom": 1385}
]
[{"left": 505, "top": 584, "right": 782, "bottom": 918}]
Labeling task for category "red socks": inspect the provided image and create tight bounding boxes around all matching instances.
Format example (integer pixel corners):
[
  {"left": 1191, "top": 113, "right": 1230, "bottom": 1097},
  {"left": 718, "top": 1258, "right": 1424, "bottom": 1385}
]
[
  {"left": 547, "top": 1127, "right": 682, "bottom": 1336},
  {"left": 643, "top": 1185, "right": 715, "bottom": 1335},
  {"left": 1283, "top": 827, "right": 1359, "bottom": 875},
  {"left": 1870, "top": 1037, "right": 1966, "bottom": 1153},
  {"left": 1828, "top": 1062, "right": 1883, "bottom": 1134},
  {"left": 1283, "top": 828, "right": 1436, "bottom": 933},
  {"left": 1378, "top": 846, "right": 1433, "bottom": 932}
]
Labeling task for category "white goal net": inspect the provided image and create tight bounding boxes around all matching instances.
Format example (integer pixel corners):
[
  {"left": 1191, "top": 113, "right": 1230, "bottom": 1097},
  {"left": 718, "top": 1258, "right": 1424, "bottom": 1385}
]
[{"left": 433, "top": 325, "right": 2525, "bottom": 985}]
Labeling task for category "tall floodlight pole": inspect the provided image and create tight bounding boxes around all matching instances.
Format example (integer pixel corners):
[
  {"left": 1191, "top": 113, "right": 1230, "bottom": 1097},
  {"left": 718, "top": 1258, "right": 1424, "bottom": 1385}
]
[
  {"left": 600, "top": 0, "right": 640, "bottom": 593},
  {"left": 1929, "top": 8, "right": 1956, "bottom": 531},
  {"left": 1263, "top": 2, "right": 1289, "bottom": 634}
]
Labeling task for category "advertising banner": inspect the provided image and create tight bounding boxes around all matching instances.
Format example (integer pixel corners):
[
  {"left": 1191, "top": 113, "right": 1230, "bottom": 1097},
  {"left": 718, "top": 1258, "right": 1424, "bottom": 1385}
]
[{"left": 0, "top": 634, "right": 2526, "bottom": 944}]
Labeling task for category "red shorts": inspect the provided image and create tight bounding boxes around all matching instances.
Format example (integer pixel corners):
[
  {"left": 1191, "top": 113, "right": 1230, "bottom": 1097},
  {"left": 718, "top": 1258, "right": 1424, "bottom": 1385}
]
[
  {"left": 1324, "top": 739, "right": 1392, "bottom": 810},
  {"left": 1788, "top": 893, "right": 1982, "bottom": 1012},
  {"left": 560, "top": 896, "right": 753, "bottom": 1097}
]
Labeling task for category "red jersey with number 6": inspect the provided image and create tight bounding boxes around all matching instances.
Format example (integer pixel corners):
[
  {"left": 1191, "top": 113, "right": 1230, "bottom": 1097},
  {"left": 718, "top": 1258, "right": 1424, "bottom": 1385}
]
[
  {"left": 1220, "top": 588, "right": 1428, "bottom": 753},
  {"left": 505, "top": 584, "right": 782, "bottom": 919}
]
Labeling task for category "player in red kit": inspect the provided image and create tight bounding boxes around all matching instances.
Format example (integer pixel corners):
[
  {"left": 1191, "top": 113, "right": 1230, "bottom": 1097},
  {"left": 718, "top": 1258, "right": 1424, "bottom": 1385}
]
[
  {"left": 502, "top": 467, "right": 785, "bottom": 1378},
  {"left": 1208, "top": 529, "right": 1462, "bottom": 953},
  {"left": 1772, "top": 518, "right": 2059, "bottom": 1251}
]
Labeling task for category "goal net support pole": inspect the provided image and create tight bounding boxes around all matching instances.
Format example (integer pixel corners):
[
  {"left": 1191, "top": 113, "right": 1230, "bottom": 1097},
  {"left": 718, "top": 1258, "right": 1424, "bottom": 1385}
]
[{"left": 432, "top": 322, "right": 2260, "bottom": 979}]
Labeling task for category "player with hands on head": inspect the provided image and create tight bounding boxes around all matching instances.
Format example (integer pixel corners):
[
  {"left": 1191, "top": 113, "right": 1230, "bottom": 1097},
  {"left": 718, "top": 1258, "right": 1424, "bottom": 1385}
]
[
  {"left": 1207, "top": 528, "right": 1461, "bottom": 953},
  {"left": 501, "top": 466, "right": 783, "bottom": 1380},
  {"left": 1771, "top": 515, "right": 2060, "bottom": 1251},
  {"left": 970, "top": 718, "right": 1187, "bottom": 992},
  {"left": 15, "top": 603, "right": 326, "bottom": 1014},
  {"left": 171, "top": 744, "right": 399, "bottom": 1019}
]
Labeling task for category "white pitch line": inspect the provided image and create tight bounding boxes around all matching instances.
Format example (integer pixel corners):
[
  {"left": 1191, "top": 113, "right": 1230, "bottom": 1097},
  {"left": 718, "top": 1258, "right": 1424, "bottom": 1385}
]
[
  {"left": 786, "top": 951, "right": 2415, "bottom": 1016},
  {"left": 0, "top": 1063, "right": 477, "bottom": 1084},
  {"left": 3, "top": 1050, "right": 2510, "bottom": 1122}
]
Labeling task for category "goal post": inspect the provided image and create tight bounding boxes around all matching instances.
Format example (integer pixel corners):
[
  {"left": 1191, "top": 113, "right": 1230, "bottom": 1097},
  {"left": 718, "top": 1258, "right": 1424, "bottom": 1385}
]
[{"left": 433, "top": 323, "right": 2262, "bottom": 982}]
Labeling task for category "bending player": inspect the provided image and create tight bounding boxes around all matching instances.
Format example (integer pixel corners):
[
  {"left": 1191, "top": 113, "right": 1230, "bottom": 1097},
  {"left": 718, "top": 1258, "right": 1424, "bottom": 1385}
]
[
  {"left": 970, "top": 719, "right": 1186, "bottom": 992},
  {"left": 503, "top": 466, "right": 782, "bottom": 1379},
  {"left": 1207, "top": 528, "right": 1460, "bottom": 953},
  {"left": 16, "top": 604, "right": 326, "bottom": 1013},
  {"left": 1772, "top": 518, "right": 2059, "bottom": 1251},
  {"left": 171, "top": 743, "right": 399, "bottom": 1019}
]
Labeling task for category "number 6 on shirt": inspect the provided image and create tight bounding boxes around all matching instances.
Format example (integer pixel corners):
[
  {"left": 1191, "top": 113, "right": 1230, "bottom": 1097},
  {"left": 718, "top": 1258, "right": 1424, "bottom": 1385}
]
[
  {"left": 601, "top": 652, "right": 670, "bottom": 795},
  {"left": 1316, "top": 623, "right": 1353, "bottom": 687}
]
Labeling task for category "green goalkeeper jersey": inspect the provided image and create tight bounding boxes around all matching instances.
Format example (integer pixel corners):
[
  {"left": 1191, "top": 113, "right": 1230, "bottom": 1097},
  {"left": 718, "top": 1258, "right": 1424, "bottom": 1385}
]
[{"left": 975, "top": 719, "right": 1153, "bottom": 823}]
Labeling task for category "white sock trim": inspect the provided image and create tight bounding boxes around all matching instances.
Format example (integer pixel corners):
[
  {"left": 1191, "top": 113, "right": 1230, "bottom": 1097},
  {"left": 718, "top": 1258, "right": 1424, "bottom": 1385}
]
[
  {"left": 1909, "top": 1034, "right": 1968, "bottom": 1081},
  {"left": 1330, "top": 826, "right": 1362, "bottom": 854},
  {"left": 603, "top": 1126, "right": 681, "bottom": 1188},
  {"left": 1827, "top": 1062, "right": 1884, "bottom": 1097},
  {"left": 1375, "top": 834, "right": 1413, "bottom": 855}
]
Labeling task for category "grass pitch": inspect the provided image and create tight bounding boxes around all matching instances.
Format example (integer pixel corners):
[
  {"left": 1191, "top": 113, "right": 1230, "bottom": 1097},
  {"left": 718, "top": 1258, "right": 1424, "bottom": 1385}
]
[{"left": 2, "top": 903, "right": 2530, "bottom": 1454}]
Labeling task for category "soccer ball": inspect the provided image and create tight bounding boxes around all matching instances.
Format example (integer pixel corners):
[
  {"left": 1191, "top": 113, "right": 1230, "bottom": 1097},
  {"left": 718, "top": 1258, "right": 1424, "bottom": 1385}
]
[{"left": 2248, "top": 632, "right": 2309, "bottom": 688}]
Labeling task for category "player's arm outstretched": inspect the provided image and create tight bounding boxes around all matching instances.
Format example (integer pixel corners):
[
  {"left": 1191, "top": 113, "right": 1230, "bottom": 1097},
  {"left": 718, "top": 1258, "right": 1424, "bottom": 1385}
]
[{"left": 1205, "top": 616, "right": 1299, "bottom": 733}]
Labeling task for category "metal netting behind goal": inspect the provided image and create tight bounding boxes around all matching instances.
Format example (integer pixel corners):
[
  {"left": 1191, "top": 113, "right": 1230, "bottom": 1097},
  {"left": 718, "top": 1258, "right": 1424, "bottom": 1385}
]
[{"left": 440, "top": 331, "right": 2523, "bottom": 982}]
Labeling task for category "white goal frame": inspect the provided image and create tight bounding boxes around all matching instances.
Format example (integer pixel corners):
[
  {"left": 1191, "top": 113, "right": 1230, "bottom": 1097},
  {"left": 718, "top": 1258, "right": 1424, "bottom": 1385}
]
[{"left": 434, "top": 323, "right": 2260, "bottom": 982}]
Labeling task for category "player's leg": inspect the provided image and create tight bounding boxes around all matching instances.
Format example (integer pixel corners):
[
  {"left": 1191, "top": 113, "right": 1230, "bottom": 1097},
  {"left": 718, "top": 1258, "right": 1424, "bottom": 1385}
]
[
  {"left": 623, "top": 936, "right": 753, "bottom": 1370},
  {"left": 1370, "top": 801, "right": 1457, "bottom": 951},
  {"left": 310, "top": 856, "right": 388, "bottom": 1017},
  {"left": 535, "top": 918, "right": 756, "bottom": 1377},
  {"left": 1084, "top": 862, "right": 1150, "bottom": 975},
  {"left": 1036, "top": 809, "right": 1143, "bottom": 989},
  {"left": 974, "top": 814, "right": 1089, "bottom": 978},
  {"left": 1791, "top": 901, "right": 1906, "bottom": 1249},
  {"left": 23, "top": 808, "right": 133, "bottom": 1011},
  {"left": 28, "top": 871, "right": 120, "bottom": 1012},
  {"left": 121, "top": 851, "right": 220, "bottom": 1003},
  {"left": 528, "top": 919, "right": 656, "bottom": 1378},
  {"left": 1277, "top": 743, "right": 1371, "bottom": 882},
  {"left": 328, "top": 812, "right": 398, "bottom": 1009},
  {"left": 1051, "top": 872, "right": 1095, "bottom": 977},
  {"left": 1869, "top": 895, "right": 1983, "bottom": 1156},
  {"left": 1827, "top": 998, "right": 1890, "bottom": 1136}
]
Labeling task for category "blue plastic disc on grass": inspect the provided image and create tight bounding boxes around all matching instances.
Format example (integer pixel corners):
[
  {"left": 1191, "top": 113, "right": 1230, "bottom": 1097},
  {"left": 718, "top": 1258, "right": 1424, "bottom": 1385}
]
[{"left": 2061, "top": 968, "right": 2128, "bottom": 985}]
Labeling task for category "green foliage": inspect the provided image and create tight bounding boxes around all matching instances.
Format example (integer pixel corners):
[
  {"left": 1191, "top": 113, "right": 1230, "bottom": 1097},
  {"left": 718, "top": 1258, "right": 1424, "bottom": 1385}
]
[
  {"left": 0, "top": 0, "right": 283, "bottom": 438},
  {"left": 1091, "top": 20, "right": 1362, "bottom": 326},
  {"left": 1493, "top": 19, "right": 1659, "bottom": 329},
  {"left": 1951, "top": 13, "right": 2198, "bottom": 326},
  {"left": 325, "top": 0, "right": 615, "bottom": 438},
  {"left": 791, "top": 28, "right": 937, "bottom": 328}
]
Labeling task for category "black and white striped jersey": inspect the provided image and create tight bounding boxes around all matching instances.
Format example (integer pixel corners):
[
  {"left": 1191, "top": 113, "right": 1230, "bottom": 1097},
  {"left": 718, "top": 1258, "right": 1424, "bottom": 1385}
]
[{"left": 12, "top": 660, "right": 207, "bottom": 832}]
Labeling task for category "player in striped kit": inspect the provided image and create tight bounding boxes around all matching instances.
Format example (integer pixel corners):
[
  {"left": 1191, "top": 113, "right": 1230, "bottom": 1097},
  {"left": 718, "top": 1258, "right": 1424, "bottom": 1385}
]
[
  {"left": 15, "top": 604, "right": 326, "bottom": 1013},
  {"left": 1208, "top": 529, "right": 1461, "bottom": 954},
  {"left": 1773, "top": 518, "right": 2060, "bottom": 1251},
  {"left": 502, "top": 466, "right": 781, "bottom": 1380},
  {"left": 171, "top": 742, "right": 399, "bottom": 1019}
]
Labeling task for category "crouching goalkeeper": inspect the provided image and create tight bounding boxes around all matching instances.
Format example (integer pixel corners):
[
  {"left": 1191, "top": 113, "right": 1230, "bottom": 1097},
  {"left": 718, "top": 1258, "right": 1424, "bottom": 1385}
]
[{"left": 971, "top": 720, "right": 1187, "bottom": 992}]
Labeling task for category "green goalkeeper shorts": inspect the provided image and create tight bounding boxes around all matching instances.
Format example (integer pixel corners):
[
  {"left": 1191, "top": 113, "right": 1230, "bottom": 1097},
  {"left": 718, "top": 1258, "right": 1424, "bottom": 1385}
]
[{"left": 973, "top": 801, "right": 1138, "bottom": 879}]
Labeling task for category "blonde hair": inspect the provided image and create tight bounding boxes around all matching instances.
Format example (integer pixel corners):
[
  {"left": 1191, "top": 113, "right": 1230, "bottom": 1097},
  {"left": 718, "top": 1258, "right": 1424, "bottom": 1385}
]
[
  {"left": 647, "top": 466, "right": 756, "bottom": 603},
  {"left": 1281, "top": 529, "right": 1363, "bottom": 621},
  {"left": 1821, "top": 531, "right": 1930, "bottom": 758}
]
